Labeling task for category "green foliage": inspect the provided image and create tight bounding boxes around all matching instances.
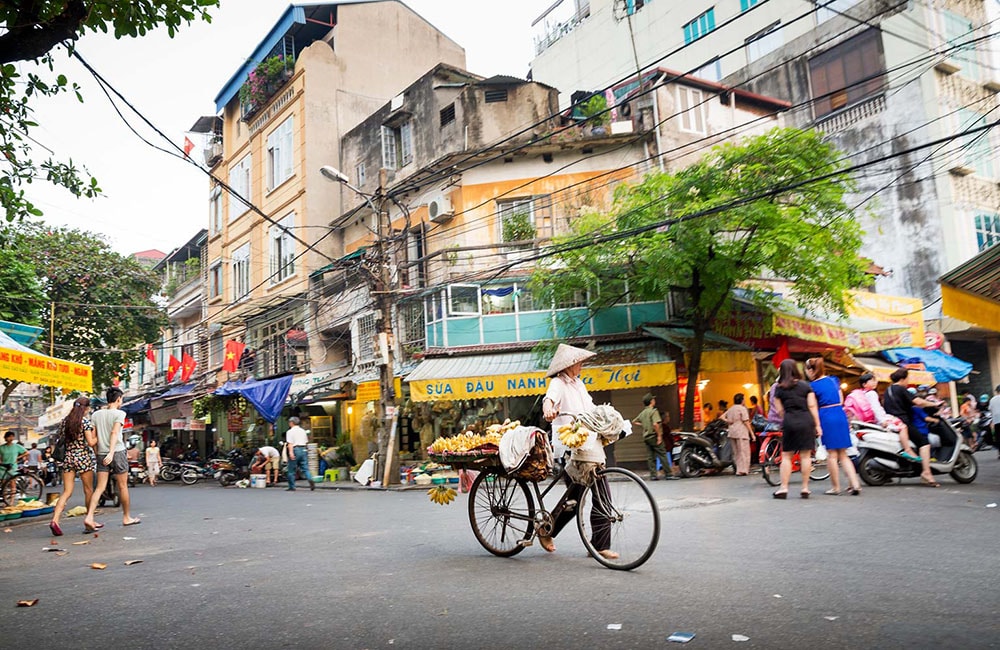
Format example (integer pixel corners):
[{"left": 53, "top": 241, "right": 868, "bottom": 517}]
[
  {"left": 192, "top": 394, "right": 226, "bottom": 419},
  {"left": 579, "top": 94, "right": 610, "bottom": 127},
  {"left": 0, "top": 249, "right": 45, "bottom": 324},
  {"left": 501, "top": 209, "right": 536, "bottom": 243},
  {"left": 0, "top": 1, "right": 219, "bottom": 223},
  {"left": 238, "top": 54, "right": 295, "bottom": 115},
  {"left": 1, "top": 220, "right": 167, "bottom": 390},
  {"left": 533, "top": 127, "right": 872, "bottom": 428}
]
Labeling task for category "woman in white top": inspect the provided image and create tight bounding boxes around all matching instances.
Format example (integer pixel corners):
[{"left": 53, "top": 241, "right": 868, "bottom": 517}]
[
  {"left": 541, "top": 343, "right": 618, "bottom": 560},
  {"left": 145, "top": 440, "right": 162, "bottom": 487}
]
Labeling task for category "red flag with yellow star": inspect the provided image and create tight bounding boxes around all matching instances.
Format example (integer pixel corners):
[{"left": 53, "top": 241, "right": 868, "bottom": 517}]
[
  {"left": 167, "top": 354, "right": 181, "bottom": 382},
  {"left": 181, "top": 352, "right": 197, "bottom": 383},
  {"left": 222, "top": 340, "right": 246, "bottom": 372}
]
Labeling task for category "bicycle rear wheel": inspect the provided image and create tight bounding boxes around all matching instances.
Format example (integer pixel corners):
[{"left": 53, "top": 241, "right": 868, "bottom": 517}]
[
  {"left": 468, "top": 470, "right": 535, "bottom": 557},
  {"left": 761, "top": 438, "right": 782, "bottom": 487},
  {"left": 577, "top": 467, "right": 660, "bottom": 571},
  {"left": 809, "top": 458, "right": 830, "bottom": 481},
  {"left": 16, "top": 473, "right": 44, "bottom": 502}
]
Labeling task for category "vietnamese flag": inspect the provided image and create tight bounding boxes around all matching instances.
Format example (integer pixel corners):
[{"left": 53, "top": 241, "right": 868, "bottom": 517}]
[
  {"left": 183, "top": 136, "right": 195, "bottom": 158},
  {"left": 181, "top": 352, "right": 197, "bottom": 383},
  {"left": 167, "top": 354, "right": 181, "bottom": 382},
  {"left": 772, "top": 339, "right": 791, "bottom": 368},
  {"left": 222, "top": 340, "right": 246, "bottom": 372},
  {"left": 146, "top": 344, "right": 156, "bottom": 364}
]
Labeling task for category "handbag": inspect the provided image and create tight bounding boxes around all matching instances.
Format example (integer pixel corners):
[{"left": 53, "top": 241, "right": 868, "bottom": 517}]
[{"left": 50, "top": 422, "right": 67, "bottom": 463}]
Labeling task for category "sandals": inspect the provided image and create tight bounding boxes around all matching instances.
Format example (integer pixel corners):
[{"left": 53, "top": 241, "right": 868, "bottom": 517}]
[
  {"left": 49, "top": 521, "right": 63, "bottom": 537},
  {"left": 848, "top": 486, "right": 862, "bottom": 496},
  {"left": 823, "top": 489, "right": 841, "bottom": 496},
  {"left": 538, "top": 535, "right": 556, "bottom": 553},
  {"left": 772, "top": 490, "right": 788, "bottom": 499},
  {"left": 920, "top": 478, "right": 940, "bottom": 488},
  {"left": 800, "top": 491, "right": 811, "bottom": 499},
  {"left": 899, "top": 451, "right": 921, "bottom": 463},
  {"left": 598, "top": 549, "right": 620, "bottom": 560}
]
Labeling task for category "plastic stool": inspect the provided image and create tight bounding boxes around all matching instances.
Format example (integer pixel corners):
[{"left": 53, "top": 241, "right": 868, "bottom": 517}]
[{"left": 324, "top": 469, "right": 340, "bottom": 482}]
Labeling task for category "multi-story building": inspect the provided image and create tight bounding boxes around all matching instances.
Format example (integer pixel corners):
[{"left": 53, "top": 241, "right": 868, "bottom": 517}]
[
  {"left": 315, "top": 61, "right": 785, "bottom": 463},
  {"left": 185, "top": 1, "right": 466, "bottom": 444},
  {"left": 530, "top": 0, "right": 1000, "bottom": 392}
]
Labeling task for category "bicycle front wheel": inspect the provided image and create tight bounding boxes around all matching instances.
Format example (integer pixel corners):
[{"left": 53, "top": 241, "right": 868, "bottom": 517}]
[
  {"left": 577, "top": 467, "right": 660, "bottom": 571},
  {"left": 16, "top": 473, "right": 44, "bottom": 502},
  {"left": 468, "top": 470, "right": 535, "bottom": 557},
  {"left": 761, "top": 438, "right": 782, "bottom": 487}
]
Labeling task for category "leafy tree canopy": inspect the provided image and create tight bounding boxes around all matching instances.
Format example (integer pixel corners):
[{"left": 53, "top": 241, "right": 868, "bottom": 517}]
[
  {"left": 1, "top": 220, "right": 167, "bottom": 393},
  {"left": 0, "top": 1, "right": 219, "bottom": 222},
  {"left": 532, "top": 127, "right": 872, "bottom": 429}
]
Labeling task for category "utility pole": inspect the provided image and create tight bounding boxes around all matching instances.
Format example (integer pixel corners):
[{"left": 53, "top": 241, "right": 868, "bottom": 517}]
[{"left": 376, "top": 168, "right": 399, "bottom": 486}]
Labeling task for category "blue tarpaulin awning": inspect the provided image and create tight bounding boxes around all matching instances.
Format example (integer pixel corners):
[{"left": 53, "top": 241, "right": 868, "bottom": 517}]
[
  {"left": 215, "top": 375, "right": 294, "bottom": 423},
  {"left": 880, "top": 347, "right": 973, "bottom": 382}
]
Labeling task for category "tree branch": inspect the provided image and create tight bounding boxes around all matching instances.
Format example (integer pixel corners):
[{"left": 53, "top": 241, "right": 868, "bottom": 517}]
[{"left": 0, "top": 1, "right": 89, "bottom": 64}]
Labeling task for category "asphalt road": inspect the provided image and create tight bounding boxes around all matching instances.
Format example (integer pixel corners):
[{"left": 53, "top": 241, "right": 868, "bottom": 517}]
[{"left": 1, "top": 455, "right": 998, "bottom": 649}]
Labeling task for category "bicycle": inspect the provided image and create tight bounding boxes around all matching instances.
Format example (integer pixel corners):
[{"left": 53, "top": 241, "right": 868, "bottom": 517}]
[
  {"left": 0, "top": 464, "right": 45, "bottom": 507},
  {"left": 758, "top": 430, "right": 830, "bottom": 487},
  {"left": 461, "top": 429, "right": 660, "bottom": 571}
]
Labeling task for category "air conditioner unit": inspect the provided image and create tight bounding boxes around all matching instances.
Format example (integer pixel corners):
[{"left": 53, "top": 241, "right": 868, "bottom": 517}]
[{"left": 428, "top": 195, "right": 454, "bottom": 223}]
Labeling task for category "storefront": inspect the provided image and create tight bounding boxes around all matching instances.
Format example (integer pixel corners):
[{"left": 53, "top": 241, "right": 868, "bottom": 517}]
[{"left": 406, "top": 344, "right": 677, "bottom": 465}]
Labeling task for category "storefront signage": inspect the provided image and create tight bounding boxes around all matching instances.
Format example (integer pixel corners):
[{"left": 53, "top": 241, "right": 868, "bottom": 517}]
[
  {"left": 924, "top": 331, "right": 944, "bottom": 351},
  {"left": 188, "top": 419, "right": 206, "bottom": 431},
  {"left": 170, "top": 418, "right": 187, "bottom": 430},
  {"left": 409, "top": 363, "right": 677, "bottom": 402},
  {"left": 289, "top": 370, "right": 341, "bottom": 396},
  {"left": 847, "top": 290, "right": 924, "bottom": 346},
  {"left": 356, "top": 381, "right": 381, "bottom": 403},
  {"left": 0, "top": 348, "right": 91, "bottom": 393},
  {"left": 772, "top": 312, "right": 860, "bottom": 348}
]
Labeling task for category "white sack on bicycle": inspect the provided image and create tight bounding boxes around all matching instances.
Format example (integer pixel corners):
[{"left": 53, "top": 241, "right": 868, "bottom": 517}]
[{"left": 576, "top": 404, "right": 631, "bottom": 444}]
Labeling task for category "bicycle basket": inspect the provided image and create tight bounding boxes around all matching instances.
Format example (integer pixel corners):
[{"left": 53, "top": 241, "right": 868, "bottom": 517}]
[{"left": 513, "top": 432, "right": 551, "bottom": 481}]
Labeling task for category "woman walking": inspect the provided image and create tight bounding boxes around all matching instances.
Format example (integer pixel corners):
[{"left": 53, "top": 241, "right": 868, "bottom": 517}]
[
  {"left": 770, "top": 358, "right": 822, "bottom": 499},
  {"left": 805, "top": 357, "right": 861, "bottom": 495},
  {"left": 145, "top": 439, "right": 162, "bottom": 486},
  {"left": 48, "top": 397, "right": 99, "bottom": 536},
  {"left": 723, "top": 394, "right": 755, "bottom": 475}
]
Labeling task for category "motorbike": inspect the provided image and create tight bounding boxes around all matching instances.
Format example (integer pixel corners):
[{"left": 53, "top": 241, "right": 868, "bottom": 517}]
[
  {"left": 676, "top": 419, "right": 733, "bottom": 478},
  {"left": 180, "top": 461, "right": 215, "bottom": 485},
  {"left": 854, "top": 415, "right": 977, "bottom": 486},
  {"left": 974, "top": 409, "right": 993, "bottom": 451},
  {"left": 214, "top": 449, "right": 252, "bottom": 486},
  {"left": 159, "top": 458, "right": 184, "bottom": 482},
  {"left": 127, "top": 460, "right": 148, "bottom": 488}
]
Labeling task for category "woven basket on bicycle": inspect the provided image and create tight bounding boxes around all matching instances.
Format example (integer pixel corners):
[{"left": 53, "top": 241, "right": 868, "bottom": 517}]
[
  {"left": 426, "top": 444, "right": 501, "bottom": 470},
  {"left": 510, "top": 431, "right": 551, "bottom": 481}
]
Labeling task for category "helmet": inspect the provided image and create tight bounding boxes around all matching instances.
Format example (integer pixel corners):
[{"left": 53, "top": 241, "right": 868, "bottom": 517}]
[
  {"left": 980, "top": 394, "right": 990, "bottom": 403},
  {"left": 907, "top": 387, "right": 917, "bottom": 395}
]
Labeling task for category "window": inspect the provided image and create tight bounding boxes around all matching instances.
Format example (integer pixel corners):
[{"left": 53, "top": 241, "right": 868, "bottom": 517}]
[
  {"left": 266, "top": 116, "right": 294, "bottom": 191},
  {"left": 249, "top": 310, "right": 309, "bottom": 377},
  {"left": 683, "top": 8, "right": 715, "bottom": 44},
  {"left": 356, "top": 162, "right": 366, "bottom": 188},
  {"left": 381, "top": 121, "right": 413, "bottom": 170},
  {"left": 269, "top": 213, "right": 295, "bottom": 284},
  {"left": 556, "top": 290, "right": 588, "bottom": 309},
  {"left": 484, "top": 89, "right": 508, "bottom": 103},
  {"left": 440, "top": 103, "right": 456, "bottom": 127},
  {"left": 816, "top": 0, "right": 859, "bottom": 23},
  {"left": 404, "top": 226, "right": 426, "bottom": 288},
  {"left": 228, "top": 154, "right": 252, "bottom": 220},
  {"left": 482, "top": 286, "right": 516, "bottom": 314},
  {"left": 209, "top": 186, "right": 222, "bottom": 235},
  {"left": 356, "top": 313, "right": 377, "bottom": 362},
  {"left": 448, "top": 285, "right": 481, "bottom": 316},
  {"left": 676, "top": 86, "right": 706, "bottom": 134},
  {"left": 209, "top": 333, "right": 224, "bottom": 368},
  {"left": 746, "top": 22, "right": 783, "bottom": 63},
  {"left": 942, "top": 10, "right": 980, "bottom": 81},
  {"left": 624, "top": 0, "right": 648, "bottom": 16},
  {"left": 498, "top": 196, "right": 553, "bottom": 244},
  {"left": 208, "top": 259, "right": 222, "bottom": 299},
  {"left": 808, "top": 28, "right": 885, "bottom": 118},
  {"left": 695, "top": 59, "right": 722, "bottom": 82},
  {"left": 740, "top": 0, "right": 761, "bottom": 10},
  {"left": 975, "top": 214, "right": 1000, "bottom": 251},
  {"left": 232, "top": 242, "right": 251, "bottom": 302},
  {"left": 957, "top": 110, "right": 995, "bottom": 177}
]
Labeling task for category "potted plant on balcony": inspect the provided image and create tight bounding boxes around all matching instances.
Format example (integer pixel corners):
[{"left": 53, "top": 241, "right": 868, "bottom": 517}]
[
  {"left": 238, "top": 54, "right": 295, "bottom": 119},
  {"left": 579, "top": 94, "right": 611, "bottom": 135}
]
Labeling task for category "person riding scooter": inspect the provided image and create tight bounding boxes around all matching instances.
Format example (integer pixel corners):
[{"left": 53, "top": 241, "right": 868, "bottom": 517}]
[{"left": 882, "top": 369, "right": 939, "bottom": 486}]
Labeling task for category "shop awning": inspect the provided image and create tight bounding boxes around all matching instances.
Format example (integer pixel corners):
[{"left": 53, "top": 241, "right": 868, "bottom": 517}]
[
  {"left": 881, "top": 348, "right": 973, "bottom": 383},
  {"left": 0, "top": 320, "right": 44, "bottom": 346},
  {"left": 939, "top": 244, "right": 1000, "bottom": 331},
  {"left": 0, "top": 331, "right": 92, "bottom": 392},
  {"left": 215, "top": 375, "right": 294, "bottom": 422},
  {"left": 407, "top": 351, "right": 677, "bottom": 402},
  {"left": 854, "top": 356, "right": 937, "bottom": 386},
  {"left": 642, "top": 326, "right": 754, "bottom": 373}
]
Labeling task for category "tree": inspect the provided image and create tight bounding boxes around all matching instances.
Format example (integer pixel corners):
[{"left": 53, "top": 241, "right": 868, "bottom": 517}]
[
  {"left": 2, "top": 220, "right": 167, "bottom": 394},
  {"left": 0, "top": 1, "right": 219, "bottom": 222},
  {"left": 532, "top": 128, "right": 871, "bottom": 429}
]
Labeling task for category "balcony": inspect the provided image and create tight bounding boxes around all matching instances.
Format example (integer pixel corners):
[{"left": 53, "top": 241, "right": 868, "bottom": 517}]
[{"left": 239, "top": 53, "right": 295, "bottom": 122}]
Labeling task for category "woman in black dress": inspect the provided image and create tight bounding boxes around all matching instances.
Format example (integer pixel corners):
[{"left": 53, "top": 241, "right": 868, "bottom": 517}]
[{"left": 770, "top": 358, "right": 823, "bottom": 499}]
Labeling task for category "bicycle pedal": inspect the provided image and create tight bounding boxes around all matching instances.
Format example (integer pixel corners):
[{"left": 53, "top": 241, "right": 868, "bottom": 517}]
[
  {"left": 564, "top": 499, "right": 577, "bottom": 510},
  {"left": 517, "top": 539, "right": 534, "bottom": 547}
]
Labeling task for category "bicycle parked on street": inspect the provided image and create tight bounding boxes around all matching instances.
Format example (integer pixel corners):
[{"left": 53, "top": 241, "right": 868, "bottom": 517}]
[
  {"left": 758, "top": 429, "right": 829, "bottom": 487},
  {"left": 0, "top": 463, "right": 45, "bottom": 507}
]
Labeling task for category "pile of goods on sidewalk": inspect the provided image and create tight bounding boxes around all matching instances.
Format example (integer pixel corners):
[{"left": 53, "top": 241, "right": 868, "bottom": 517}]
[{"left": 0, "top": 499, "right": 51, "bottom": 521}]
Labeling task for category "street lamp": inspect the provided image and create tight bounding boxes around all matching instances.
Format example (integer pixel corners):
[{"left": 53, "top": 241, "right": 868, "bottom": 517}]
[{"left": 320, "top": 164, "right": 399, "bottom": 486}]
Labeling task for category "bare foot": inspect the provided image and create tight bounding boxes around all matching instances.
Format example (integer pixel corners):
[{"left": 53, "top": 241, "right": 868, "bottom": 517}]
[
  {"left": 598, "top": 549, "right": 620, "bottom": 560},
  {"left": 538, "top": 535, "right": 556, "bottom": 553}
]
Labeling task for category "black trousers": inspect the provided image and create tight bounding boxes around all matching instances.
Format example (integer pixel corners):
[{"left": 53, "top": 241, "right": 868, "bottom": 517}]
[{"left": 549, "top": 471, "right": 613, "bottom": 551}]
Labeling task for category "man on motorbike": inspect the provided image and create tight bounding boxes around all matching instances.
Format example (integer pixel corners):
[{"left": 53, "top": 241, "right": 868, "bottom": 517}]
[{"left": 883, "top": 369, "right": 939, "bottom": 487}]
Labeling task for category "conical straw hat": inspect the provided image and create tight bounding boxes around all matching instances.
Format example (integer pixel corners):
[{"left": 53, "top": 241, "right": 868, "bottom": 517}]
[{"left": 546, "top": 343, "right": 596, "bottom": 377}]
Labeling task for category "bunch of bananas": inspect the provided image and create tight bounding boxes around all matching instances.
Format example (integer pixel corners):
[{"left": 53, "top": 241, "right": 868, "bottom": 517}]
[
  {"left": 557, "top": 423, "right": 591, "bottom": 449},
  {"left": 485, "top": 419, "right": 522, "bottom": 435},
  {"left": 427, "top": 485, "right": 457, "bottom": 505},
  {"left": 428, "top": 426, "right": 510, "bottom": 454}
]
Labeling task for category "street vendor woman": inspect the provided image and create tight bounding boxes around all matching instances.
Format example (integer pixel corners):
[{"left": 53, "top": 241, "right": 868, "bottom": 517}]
[{"left": 541, "top": 343, "right": 619, "bottom": 560}]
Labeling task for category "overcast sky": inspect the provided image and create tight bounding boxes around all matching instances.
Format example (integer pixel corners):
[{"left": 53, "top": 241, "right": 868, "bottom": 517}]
[{"left": 24, "top": 0, "right": 544, "bottom": 257}]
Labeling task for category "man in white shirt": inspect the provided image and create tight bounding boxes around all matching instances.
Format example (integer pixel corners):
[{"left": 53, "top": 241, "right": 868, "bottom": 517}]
[
  {"left": 25, "top": 443, "right": 43, "bottom": 472},
  {"left": 84, "top": 387, "right": 141, "bottom": 530},
  {"left": 252, "top": 445, "right": 281, "bottom": 486},
  {"left": 284, "top": 416, "right": 315, "bottom": 491},
  {"left": 989, "top": 386, "right": 1000, "bottom": 459}
]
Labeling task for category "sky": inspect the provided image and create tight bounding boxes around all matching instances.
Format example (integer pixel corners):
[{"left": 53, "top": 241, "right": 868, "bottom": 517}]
[{"left": 24, "top": 0, "right": 546, "bottom": 257}]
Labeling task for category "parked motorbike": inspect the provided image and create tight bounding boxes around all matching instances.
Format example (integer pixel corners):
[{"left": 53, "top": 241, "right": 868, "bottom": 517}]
[
  {"left": 854, "top": 416, "right": 977, "bottom": 486},
  {"left": 180, "top": 462, "right": 215, "bottom": 485},
  {"left": 676, "top": 419, "right": 733, "bottom": 478},
  {"left": 159, "top": 458, "right": 184, "bottom": 482},
  {"left": 215, "top": 449, "right": 252, "bottom": 486},
  {"left": 974, "top": 409, "right": 994, "bottom": 451}
]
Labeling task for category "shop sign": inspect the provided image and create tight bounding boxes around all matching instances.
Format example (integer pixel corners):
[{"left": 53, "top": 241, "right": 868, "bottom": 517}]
[
  {"left": 170, "top": 418, "right": 187, "bottom": 430},
  {"left": 227, "top": 411, "right": 244, "bottom": 432},
  {"left": 924, "top": 331, "right": 944, "bottom": 351},
  {"left": 409, "top": 363, "right": 677, "bottom": 402},
  {"left": 854, "top": 327, "right": 913, "bottom": 354},
  {"left": 188, "top": 419, "right": 206, "bottom": 431},
  {"left": 847, "top": 290, "right": 925, "bottom": 347},
  {"left": 772, "top": 312, "right": 861, "bottom": 348},
  {"left": 0, "top": 348, "right": 91, "bottom": 393},
  {"left": 714, "top": 309, "right": 772, "bottom": 341},
  {"left": 289, "top": 370, "right": 340, "bottom": 396},
  {"left": 356, "top": 380, "right": 381, "bottom": 403}
]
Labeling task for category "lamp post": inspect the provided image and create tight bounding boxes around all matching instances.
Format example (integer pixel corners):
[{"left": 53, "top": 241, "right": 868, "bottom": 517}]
[{"left": 320, "top": 165, "right": 399, "bottom": 486}]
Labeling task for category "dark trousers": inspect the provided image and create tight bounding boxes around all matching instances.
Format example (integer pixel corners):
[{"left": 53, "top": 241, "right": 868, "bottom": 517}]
[
  {"left": 643, "top": 436, "right": 671, "bottom": 476},
  {"left": 549, "top": 472, "right": 612, "bottom": 551}
]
